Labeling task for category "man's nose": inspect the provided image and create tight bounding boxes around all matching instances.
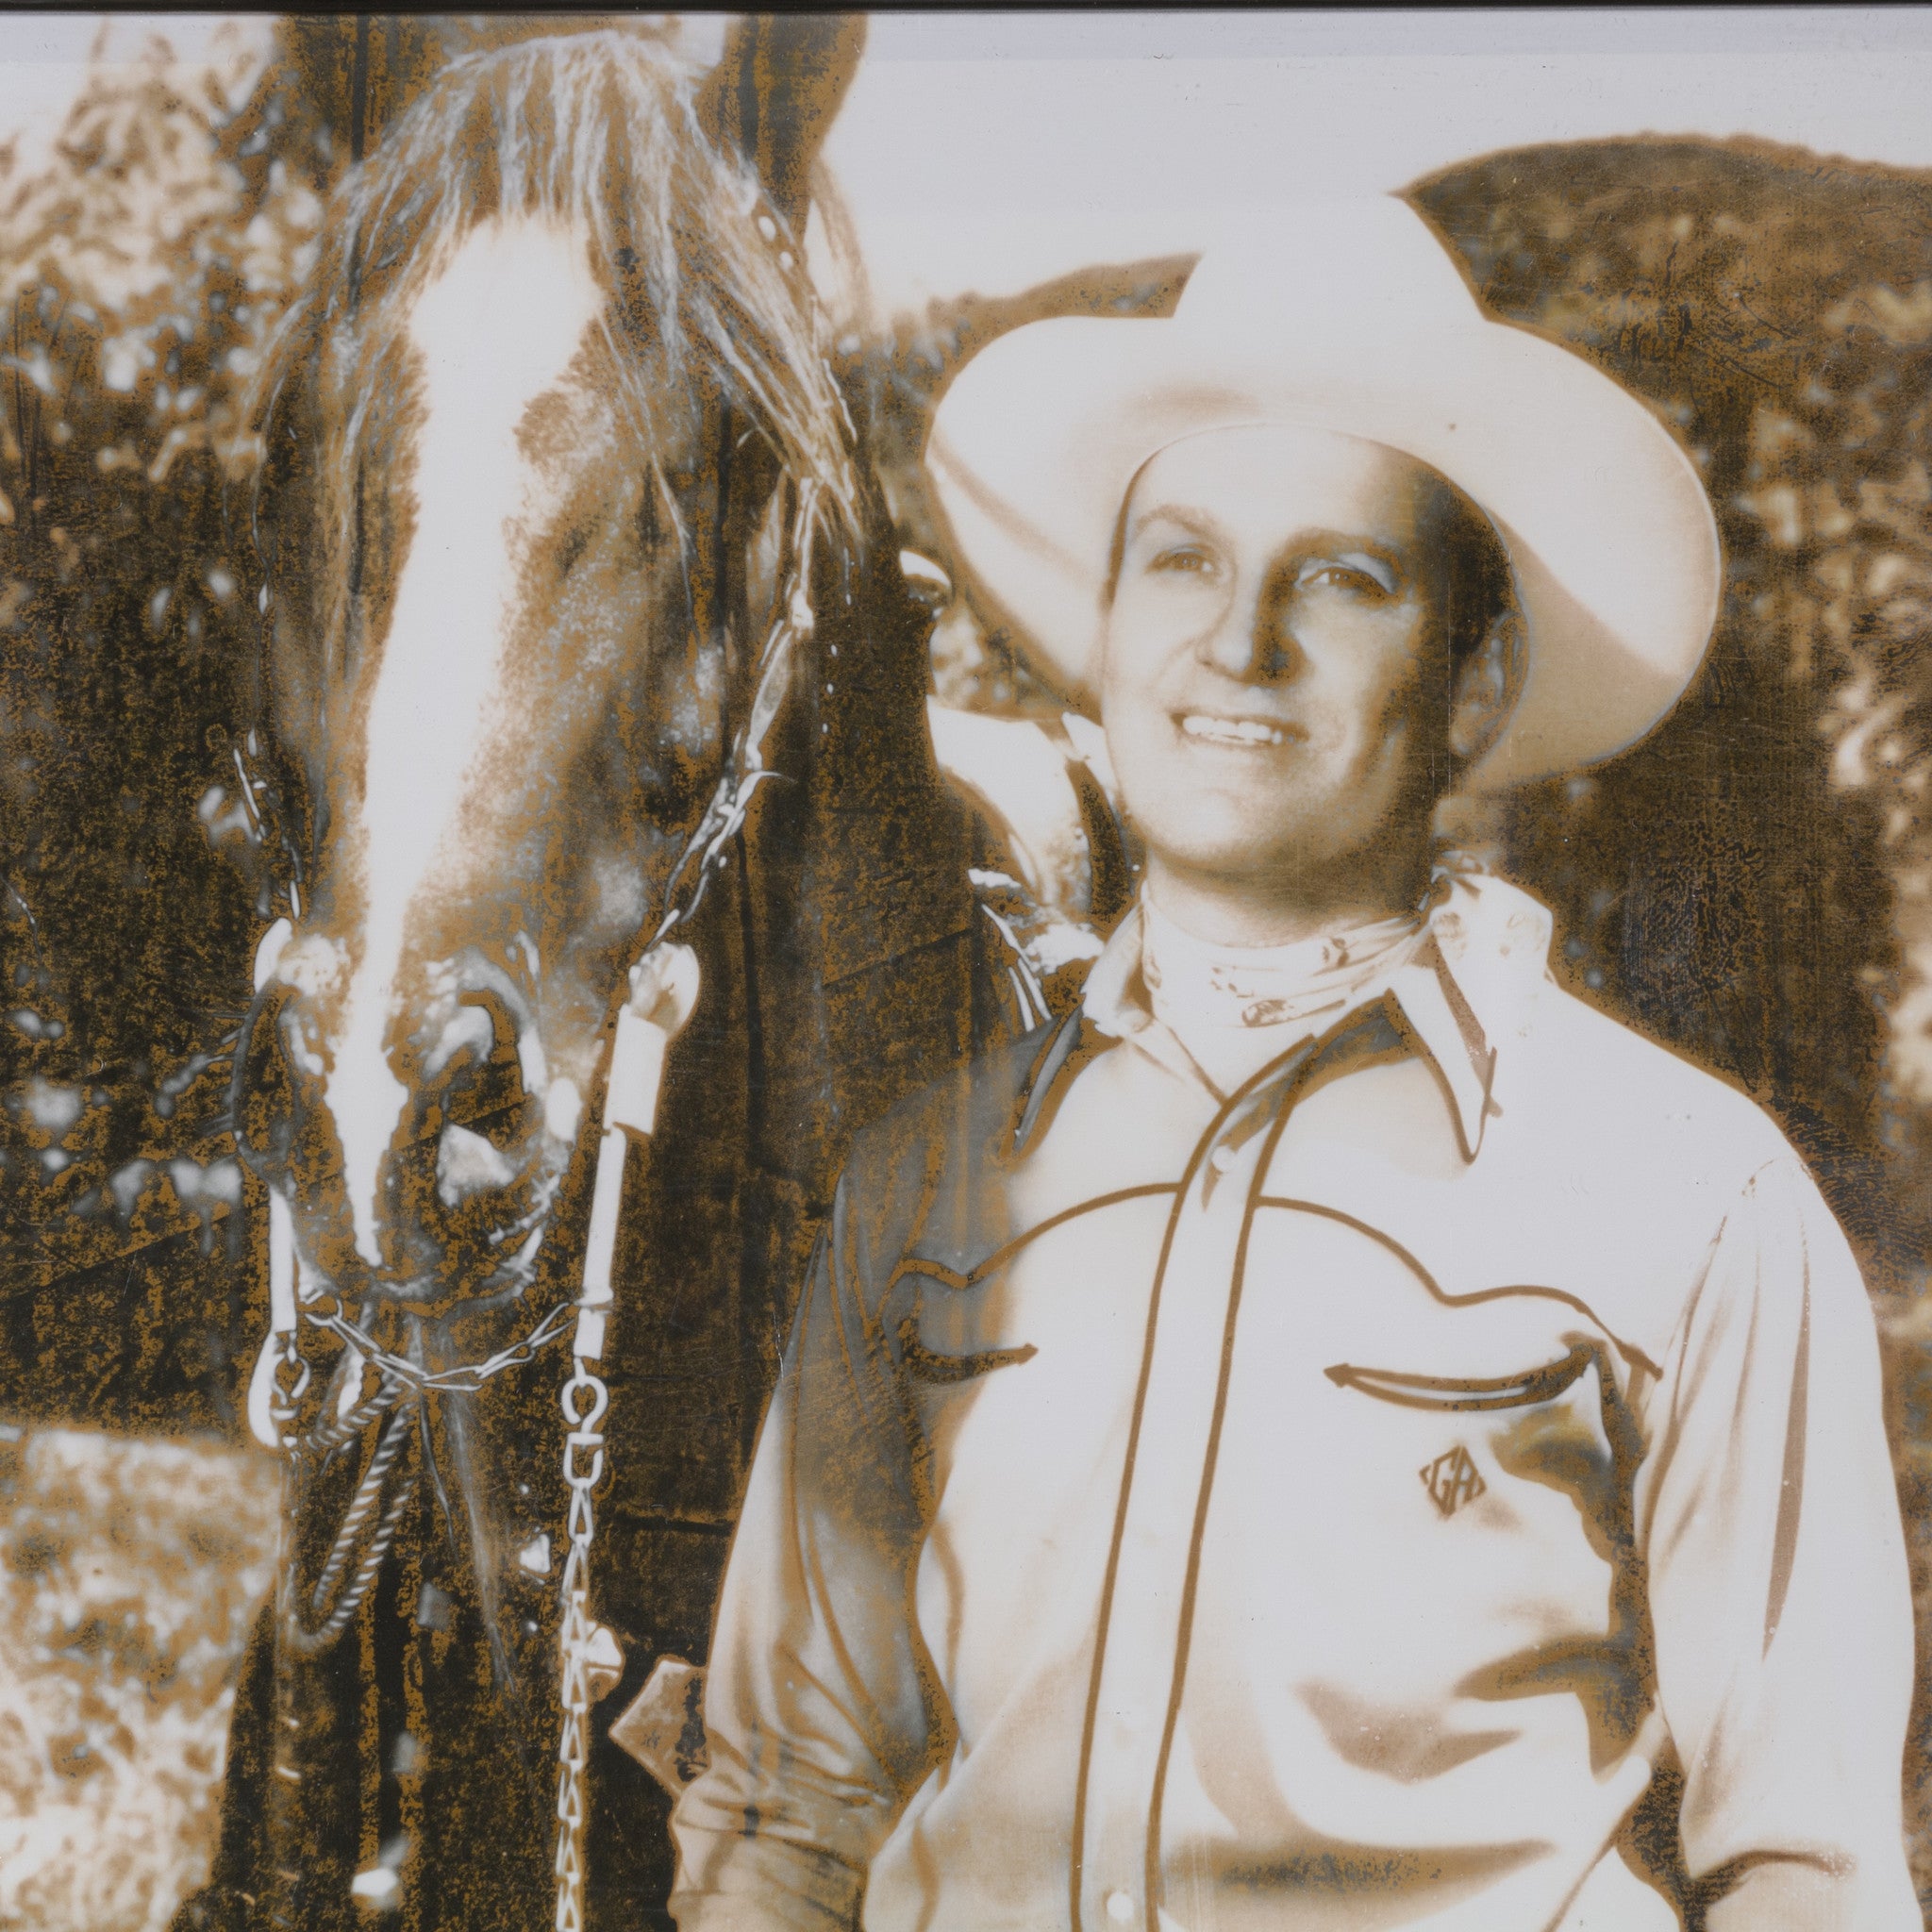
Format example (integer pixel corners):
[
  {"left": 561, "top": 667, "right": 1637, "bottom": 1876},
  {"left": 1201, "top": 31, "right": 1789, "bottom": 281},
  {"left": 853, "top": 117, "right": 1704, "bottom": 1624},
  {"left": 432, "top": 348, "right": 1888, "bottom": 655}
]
[{"left": 1198, "top": 576, "right": 1298, "bottom": 685}]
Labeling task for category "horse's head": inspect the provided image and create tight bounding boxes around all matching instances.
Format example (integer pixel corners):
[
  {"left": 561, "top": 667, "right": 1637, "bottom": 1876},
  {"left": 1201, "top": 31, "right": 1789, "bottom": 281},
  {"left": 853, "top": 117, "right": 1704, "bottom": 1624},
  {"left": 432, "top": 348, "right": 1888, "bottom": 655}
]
[{"left": 231, "top": 30, "right": 856, "bottom": 1323}]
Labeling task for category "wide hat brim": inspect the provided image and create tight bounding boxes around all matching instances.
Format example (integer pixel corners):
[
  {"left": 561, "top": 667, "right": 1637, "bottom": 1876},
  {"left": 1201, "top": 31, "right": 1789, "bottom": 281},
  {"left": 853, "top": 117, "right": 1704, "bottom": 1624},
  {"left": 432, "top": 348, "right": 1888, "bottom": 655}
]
[{"left": 924, "top": 199, "right": 1722, "bottom": 792}]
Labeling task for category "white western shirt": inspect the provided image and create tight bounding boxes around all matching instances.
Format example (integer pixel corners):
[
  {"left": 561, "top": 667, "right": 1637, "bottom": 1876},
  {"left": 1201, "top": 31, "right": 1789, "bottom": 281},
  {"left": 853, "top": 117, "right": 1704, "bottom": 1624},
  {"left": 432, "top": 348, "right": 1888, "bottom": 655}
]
[{"left": 670, "top": 873, "right": 1917, "bottom": 1930}]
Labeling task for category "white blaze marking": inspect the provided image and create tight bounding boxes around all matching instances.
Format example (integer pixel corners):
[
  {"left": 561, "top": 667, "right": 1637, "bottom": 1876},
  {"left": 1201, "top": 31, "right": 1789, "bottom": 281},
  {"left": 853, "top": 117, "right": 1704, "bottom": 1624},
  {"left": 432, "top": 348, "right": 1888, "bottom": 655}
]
[
  {"left": 329, "top": 218, "right": 602, "bottom": 1266},
  {"left": 543, "top": 1076, "right": 584, "bottom": 1144}
]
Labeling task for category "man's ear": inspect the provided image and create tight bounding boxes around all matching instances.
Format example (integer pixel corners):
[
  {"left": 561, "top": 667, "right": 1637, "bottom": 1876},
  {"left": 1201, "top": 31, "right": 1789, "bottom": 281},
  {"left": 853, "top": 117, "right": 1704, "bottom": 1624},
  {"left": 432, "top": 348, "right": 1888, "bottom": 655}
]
[{"left": 1447, "top": 609, "right": 1524, "bottom": 769}]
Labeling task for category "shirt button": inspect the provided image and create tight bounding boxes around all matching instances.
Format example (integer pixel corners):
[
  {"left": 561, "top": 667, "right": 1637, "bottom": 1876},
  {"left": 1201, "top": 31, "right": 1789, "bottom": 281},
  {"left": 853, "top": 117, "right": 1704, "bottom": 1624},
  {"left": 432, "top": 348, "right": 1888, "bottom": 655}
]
[
  {"left": 1105, "top": 1892, "right": 1135, "bottom": 1924},
  {"left": 1209, "top": 1143, "right": 1236, "bottom": 1174}
]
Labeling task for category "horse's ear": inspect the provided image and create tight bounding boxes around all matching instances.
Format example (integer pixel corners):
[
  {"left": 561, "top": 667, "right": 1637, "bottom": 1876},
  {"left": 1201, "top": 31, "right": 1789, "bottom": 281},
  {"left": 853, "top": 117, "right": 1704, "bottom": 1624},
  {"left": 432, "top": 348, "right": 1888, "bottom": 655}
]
[{"left": 696, "top": 13, "right": 867, "bottom": 233}]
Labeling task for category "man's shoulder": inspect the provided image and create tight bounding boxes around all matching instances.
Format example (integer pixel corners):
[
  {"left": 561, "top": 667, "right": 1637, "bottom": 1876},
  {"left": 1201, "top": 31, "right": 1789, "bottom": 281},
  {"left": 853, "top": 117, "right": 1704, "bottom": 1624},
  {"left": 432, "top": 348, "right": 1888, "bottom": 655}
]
[
  {"left": 1463, "top": 966, "right": 1844, "bottom": 1367},
  {"left": 847, "top": 1022, "right": 1056, "bottom": 1177},
  {"left": 1529, "top": 969, "right": 1792, "bottom": 1178},
  {"left": 832, "top": 1019, "right": 1061, "bottom": 1275},
  {"left": 1449, "top": 873, "right": 1794, "bottom": 1185},
  {"left": 1512, "top": 974, "right": 1827, "bottom": 1320}
]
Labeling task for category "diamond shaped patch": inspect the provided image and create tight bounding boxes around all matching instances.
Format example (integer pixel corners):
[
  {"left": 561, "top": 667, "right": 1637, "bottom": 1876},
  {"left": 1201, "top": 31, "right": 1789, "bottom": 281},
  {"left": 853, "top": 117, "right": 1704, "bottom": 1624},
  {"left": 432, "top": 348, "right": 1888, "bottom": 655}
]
[{"left": 1420, "top": 1444, "right": 1486, "bottom": 1518}]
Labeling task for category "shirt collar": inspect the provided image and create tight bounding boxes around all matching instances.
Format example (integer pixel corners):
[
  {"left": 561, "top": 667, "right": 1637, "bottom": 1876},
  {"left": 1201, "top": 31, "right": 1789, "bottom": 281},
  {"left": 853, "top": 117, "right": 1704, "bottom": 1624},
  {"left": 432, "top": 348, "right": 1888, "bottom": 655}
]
[{"left": 1082, "top": 868, "right": 1553, "bottom": 1159}]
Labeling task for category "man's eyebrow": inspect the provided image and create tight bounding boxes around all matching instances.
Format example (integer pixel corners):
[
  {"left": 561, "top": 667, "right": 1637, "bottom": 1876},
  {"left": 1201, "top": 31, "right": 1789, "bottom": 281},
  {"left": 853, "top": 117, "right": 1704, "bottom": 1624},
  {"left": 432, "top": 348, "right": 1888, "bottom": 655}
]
[{"left": 1123, "top": 503, "right": 1222, "bottom": 545}]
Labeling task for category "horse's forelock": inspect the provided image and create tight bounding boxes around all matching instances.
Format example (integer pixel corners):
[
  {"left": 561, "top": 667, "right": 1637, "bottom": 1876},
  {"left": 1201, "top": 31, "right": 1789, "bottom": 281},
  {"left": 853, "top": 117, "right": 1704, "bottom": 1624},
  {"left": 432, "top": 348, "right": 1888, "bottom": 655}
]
[{"left": 250, "top": 27, "right": 858, "bottom": 742}]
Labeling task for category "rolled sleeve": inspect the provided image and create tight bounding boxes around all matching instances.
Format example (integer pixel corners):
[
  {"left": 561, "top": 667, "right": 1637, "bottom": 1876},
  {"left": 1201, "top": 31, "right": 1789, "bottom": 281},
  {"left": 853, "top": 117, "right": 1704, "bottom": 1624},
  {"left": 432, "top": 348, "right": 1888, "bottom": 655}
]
[
  {"left": 1638, "top": 1155, "right": 1918, "bottom": 1927},
  {"left": 670, "top": 1174, "right": 942, "bottom": 1930}
]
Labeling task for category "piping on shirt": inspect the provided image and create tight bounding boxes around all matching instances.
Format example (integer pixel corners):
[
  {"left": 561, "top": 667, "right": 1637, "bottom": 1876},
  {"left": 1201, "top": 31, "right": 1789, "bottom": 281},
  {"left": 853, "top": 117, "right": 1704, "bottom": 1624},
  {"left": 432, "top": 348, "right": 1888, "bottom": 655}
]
[
  {"left": 1261, "top": 1196, "right": 1662, "bottom": 1382},
  {"left": 1069, "top": 1036, "right": 1326, "bottom": 1932}
]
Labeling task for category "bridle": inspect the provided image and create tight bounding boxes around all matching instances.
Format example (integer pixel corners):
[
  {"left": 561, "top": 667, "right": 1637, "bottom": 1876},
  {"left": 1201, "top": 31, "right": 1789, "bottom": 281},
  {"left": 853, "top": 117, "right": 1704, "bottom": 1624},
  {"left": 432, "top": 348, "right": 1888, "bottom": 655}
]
[
  {"left": 251, "top": 475, "right": 828, "bottom": 1417},
  {"left": 245, "top": 455, "right": 838, "bottom": 1931}
]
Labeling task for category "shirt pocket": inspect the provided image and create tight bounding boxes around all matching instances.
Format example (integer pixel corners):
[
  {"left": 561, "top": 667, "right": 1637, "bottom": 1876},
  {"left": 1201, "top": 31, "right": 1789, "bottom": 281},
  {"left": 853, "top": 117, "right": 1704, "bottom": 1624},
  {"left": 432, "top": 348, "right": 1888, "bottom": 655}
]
[{"left": 1316, "top": 1335, "right": 1630, "bottom": 1565}]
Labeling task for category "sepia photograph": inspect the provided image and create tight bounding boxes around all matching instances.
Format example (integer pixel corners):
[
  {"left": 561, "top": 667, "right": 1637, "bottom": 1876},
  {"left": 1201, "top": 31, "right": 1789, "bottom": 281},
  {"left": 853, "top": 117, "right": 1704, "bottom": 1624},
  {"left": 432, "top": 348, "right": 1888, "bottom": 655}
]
[{"left": 3, "top": 8, "right": 1932, "bottom": 1928}]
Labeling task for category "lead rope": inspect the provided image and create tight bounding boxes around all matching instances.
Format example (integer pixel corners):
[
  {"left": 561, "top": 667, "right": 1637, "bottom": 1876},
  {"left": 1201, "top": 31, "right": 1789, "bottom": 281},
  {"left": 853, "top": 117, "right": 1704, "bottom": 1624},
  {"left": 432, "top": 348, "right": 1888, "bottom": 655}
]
[{"left": 552, "top": 477, "right": 824, "bottom": 1932}]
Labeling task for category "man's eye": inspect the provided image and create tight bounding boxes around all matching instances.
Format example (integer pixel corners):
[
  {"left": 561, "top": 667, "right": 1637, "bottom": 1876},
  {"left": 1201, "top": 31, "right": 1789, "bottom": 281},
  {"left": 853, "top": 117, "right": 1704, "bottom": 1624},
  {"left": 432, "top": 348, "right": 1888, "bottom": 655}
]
[
  {"left": 1148, "top": 545, "right": 1216, "bottom": 576},
  {"left": 1299, "top": 562, "right": 1393, "bottom": 599}
]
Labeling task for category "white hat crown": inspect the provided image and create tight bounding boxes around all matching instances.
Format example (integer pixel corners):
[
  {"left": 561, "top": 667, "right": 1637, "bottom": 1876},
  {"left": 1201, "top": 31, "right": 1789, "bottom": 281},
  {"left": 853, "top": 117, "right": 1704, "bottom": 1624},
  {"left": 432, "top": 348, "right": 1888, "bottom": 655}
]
[{"left": 1174, "top": 200, "right": 1484, "bottom": 346}]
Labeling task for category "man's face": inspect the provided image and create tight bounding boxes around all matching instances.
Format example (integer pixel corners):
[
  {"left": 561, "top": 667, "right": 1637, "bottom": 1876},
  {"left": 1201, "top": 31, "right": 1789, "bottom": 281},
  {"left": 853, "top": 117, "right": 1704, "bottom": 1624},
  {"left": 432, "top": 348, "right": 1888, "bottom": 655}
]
[{"left": 1100, "top": 424, "right": 1463, "bottom": 910}]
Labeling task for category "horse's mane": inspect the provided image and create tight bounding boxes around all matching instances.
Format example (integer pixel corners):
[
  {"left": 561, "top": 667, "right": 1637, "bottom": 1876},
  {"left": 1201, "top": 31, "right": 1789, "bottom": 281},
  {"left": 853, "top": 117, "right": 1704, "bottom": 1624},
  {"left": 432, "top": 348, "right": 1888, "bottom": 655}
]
[{"left": 247, "top": 27, "right": 858, "bottom": 746}]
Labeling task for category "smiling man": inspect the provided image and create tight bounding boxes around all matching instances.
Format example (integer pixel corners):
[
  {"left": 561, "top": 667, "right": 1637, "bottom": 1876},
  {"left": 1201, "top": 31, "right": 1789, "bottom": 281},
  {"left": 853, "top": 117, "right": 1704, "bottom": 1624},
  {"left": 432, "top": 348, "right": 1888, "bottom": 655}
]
[{"left": 668, "top": 202, "right": 1918, "bottom": 1931}]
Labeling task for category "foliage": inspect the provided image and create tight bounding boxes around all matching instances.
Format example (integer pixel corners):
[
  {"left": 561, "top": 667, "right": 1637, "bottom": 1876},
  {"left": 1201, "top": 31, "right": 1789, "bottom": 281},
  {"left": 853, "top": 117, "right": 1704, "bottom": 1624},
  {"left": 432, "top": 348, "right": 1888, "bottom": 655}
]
[
  {"left": 1412, "top": 142, "right": 1932, "bottom": 1246},
  {"left": 0, "top": 25, "right": 329, "bottom": 1277},
  {"left": 0, "top": 1424, "right": 279, "bottom": 1932}
]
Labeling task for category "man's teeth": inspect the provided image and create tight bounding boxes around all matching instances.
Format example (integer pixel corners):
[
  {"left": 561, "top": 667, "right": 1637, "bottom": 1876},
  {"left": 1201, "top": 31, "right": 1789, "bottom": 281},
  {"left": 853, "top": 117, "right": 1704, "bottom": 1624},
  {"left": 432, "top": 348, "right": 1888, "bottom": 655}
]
[{"left": 1181, "top": 714, "right": 1286, "bottom": 747}]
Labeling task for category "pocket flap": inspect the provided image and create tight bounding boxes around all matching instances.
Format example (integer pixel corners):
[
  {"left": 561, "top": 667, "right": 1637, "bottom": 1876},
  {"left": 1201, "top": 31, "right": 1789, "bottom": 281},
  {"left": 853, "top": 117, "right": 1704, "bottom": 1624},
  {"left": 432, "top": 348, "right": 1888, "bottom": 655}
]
[
  {"left": 898, "top": 1313, "right": 1038, "bottom": 1385},
  {"left": 1324, "top": 1341, "right": 1594, "bottom": 1411}
]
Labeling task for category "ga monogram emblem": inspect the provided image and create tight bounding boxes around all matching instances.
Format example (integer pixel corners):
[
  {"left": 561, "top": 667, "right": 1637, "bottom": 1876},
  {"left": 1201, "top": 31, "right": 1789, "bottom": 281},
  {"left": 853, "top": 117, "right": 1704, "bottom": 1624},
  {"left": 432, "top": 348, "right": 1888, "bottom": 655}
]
[{"left": 1420, "top": 1444, "right": 1486, "bottom": 1518}]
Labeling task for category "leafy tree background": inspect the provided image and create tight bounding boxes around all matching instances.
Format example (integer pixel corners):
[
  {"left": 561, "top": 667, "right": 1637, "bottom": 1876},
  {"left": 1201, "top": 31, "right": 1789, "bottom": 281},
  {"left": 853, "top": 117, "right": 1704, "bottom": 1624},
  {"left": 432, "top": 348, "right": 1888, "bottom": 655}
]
[{"left": 3, "top": 15, "right": 1932, "bottom": 1923}]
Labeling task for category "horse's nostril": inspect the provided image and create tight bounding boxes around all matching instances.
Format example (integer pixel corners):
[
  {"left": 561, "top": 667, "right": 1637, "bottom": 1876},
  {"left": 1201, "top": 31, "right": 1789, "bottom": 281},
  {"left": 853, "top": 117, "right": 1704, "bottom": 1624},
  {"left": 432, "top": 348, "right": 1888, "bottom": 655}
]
[
  {"left": 414, "top": 989, "right": 527, "bottom": 1123},
  {"left": 423, "top": 1001, "right": 498, "bottom": 1083},
  {"left": 436, "top": 1123, "right": 518, "bottom": 1207}
]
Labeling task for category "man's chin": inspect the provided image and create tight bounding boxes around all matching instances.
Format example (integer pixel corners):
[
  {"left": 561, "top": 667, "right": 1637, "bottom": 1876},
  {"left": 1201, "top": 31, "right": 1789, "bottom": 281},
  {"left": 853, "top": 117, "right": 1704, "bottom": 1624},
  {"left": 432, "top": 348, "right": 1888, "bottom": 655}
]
[{"left": 1154, "top": 834, "right": 1332, "bottom": 900}]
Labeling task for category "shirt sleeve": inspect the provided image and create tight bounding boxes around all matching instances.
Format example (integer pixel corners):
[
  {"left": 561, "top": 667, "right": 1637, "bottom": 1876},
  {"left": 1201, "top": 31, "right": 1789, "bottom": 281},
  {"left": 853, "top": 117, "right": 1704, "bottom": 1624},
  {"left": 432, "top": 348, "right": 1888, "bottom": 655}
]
[
  {"left": 668, "top": 1169, "right": 943, "bottom": 1930},
  {"left": 1637, "top": 1153, "right": 1919, "bottom": 1928}
]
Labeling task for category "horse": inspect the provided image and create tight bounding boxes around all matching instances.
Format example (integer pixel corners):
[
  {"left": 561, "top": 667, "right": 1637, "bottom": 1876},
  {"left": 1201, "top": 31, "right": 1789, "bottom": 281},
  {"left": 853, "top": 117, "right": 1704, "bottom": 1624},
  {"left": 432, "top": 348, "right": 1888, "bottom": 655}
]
[{"left": 181, "top": 26, "right": 993, "bottom": 1930}]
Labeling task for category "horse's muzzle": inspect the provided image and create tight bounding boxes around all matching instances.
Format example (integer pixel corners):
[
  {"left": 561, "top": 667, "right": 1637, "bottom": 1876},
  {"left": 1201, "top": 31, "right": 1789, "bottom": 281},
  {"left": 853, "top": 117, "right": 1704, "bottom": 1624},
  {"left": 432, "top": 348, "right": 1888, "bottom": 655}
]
[{"left": 232, "top": 978, "right": 559, "bottom": 1308}]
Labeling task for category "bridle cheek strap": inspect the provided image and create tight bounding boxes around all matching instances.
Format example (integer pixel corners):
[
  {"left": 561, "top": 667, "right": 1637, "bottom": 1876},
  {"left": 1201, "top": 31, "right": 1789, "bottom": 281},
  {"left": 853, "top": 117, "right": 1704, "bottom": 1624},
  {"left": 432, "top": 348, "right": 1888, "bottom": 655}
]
[
  {"left": 573, "top": 941, "right": 702, "bottom": 1356},
  {"left": 552, "top": 472, "right": 826, "bottom": 1932}
]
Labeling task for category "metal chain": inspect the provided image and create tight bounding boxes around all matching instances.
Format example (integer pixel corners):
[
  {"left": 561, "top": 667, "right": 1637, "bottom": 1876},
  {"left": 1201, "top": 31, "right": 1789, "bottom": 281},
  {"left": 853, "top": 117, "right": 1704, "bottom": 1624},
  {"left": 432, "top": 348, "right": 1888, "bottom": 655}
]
[
  {"left": 646, "top": 476, "right": 824, "bottom": 954},
  {"left": 552, "top": 1357, "right": 608, "bottom": 1932},
  {"left": 303, "top": 1295, "right": 579, "bottom": 1398},
  {"left": 265, "top": 1333, "right": 311, "bottom": 1929},
  {"left": 552, "top": 476, "right": 825, "bottom": 1932}
]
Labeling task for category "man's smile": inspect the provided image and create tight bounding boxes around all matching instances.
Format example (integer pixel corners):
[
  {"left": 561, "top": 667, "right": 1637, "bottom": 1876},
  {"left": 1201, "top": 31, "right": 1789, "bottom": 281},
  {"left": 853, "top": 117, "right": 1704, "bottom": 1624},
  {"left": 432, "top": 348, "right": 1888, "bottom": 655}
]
[{"left": 1176, "top": 710, "right": 1304, "bottom": 750}]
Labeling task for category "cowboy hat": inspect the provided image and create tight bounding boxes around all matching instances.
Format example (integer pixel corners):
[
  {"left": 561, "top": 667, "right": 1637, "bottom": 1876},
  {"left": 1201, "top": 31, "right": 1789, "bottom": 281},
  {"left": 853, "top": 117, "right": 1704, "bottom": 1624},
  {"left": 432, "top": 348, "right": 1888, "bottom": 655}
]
[{"left": 924, "top": 198, "right": 1722, "bottom": 791}]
